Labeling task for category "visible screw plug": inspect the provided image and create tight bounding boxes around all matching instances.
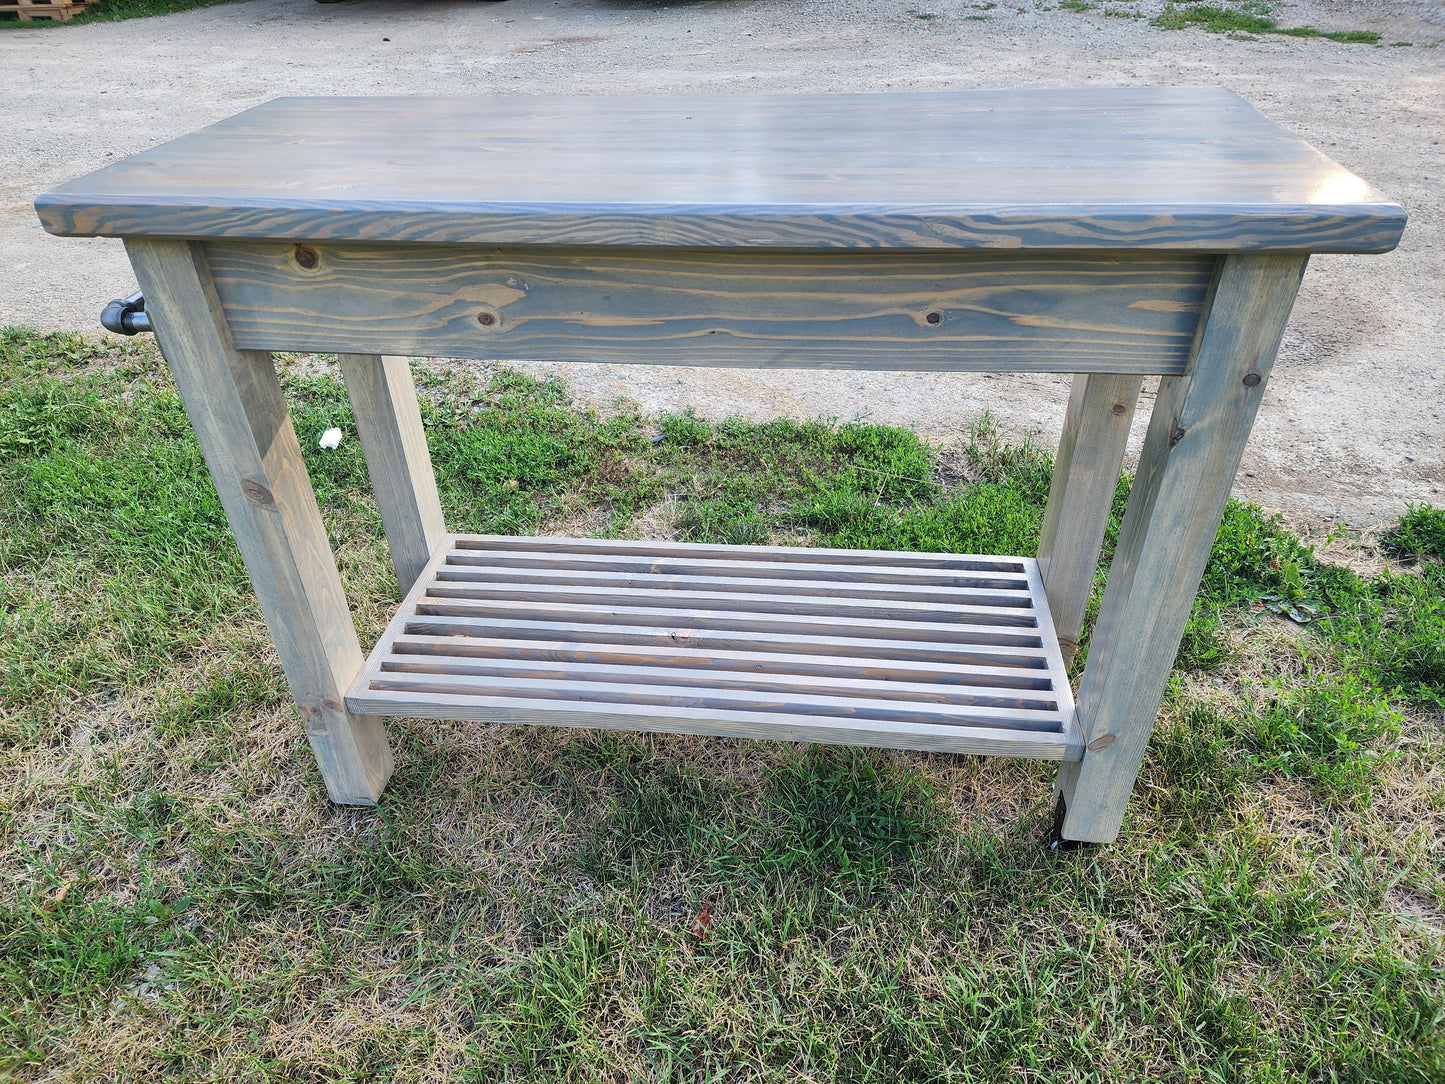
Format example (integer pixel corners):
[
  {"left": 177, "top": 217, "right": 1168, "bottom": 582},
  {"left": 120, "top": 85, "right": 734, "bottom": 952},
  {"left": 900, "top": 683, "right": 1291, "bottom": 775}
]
[
  {"left": 925, "top": 311, "right": 942, "bottom": 325},
  {"left": 1242, "top": 372, "right": 1262, "bottom": 387}
]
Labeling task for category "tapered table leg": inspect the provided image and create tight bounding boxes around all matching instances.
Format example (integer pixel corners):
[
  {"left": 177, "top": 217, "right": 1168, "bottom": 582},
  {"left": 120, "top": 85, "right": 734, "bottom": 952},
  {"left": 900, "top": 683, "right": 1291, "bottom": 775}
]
[
  {"left": 127, "top": 238, "right": 394, "bottom": 804},
  {"left": 337, "top": 354, "right": 447, "bottom": 594},
  {"left": 1038, "top": 373, "right": 1143, "bottom": 665},
  {"left": 1055, "top": 254, "right": 1308, "bottom": 843}
]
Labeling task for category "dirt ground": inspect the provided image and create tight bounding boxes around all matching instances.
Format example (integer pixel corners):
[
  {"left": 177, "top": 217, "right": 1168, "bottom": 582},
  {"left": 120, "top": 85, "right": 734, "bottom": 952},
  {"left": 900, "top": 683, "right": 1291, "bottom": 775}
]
[{"left": 3, "top": 0, "right": 1441, "bottom": 528}]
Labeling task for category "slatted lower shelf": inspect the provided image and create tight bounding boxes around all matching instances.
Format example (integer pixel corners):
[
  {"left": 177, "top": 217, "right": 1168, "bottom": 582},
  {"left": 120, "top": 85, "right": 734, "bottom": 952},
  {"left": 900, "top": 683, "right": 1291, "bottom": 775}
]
[{"left": 348, "top": 535, "right": 1083, "bottom": 760}]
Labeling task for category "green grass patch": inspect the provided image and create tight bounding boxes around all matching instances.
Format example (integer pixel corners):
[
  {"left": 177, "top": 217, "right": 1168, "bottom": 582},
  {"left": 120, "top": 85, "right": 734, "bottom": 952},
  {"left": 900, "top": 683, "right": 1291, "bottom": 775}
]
[
  {"left": 1248, "top": 670, "right": 1402, "bottom": 805},
  {"left": 0, "top": 886, "right": 191, "bottom": 1068},
  {"left": 1, "top": 327, "right": 1441, "bottom": 1080},
  {"left": 1153, "top": 2, "right": 1382, "bottom": 43},
  {"left": 1382, "top": 503, "right": 1445, "bottom": 561},
  {"left": 761, "top": 745, "right": 940, "bottom": 886}
]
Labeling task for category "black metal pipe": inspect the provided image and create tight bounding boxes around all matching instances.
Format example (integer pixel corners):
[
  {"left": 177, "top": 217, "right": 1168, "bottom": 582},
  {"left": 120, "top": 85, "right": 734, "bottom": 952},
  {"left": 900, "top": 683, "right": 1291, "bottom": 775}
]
[{"left": 100, "top": 291, "right": 151, "bottom": 335}]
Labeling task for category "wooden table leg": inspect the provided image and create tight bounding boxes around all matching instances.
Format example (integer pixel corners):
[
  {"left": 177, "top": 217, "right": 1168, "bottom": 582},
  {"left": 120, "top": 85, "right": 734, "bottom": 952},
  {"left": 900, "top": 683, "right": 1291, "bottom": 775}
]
[
  {"left": 126, "top": 239, "right": 394, "bottom": 805},
  {"left": 1038, "top": 373, "right": 1143, "bottom": 665},
  {"left": 336, "top": 354, "right": 447, "bottom": 594},
  {"left": 1055, "top": 254, "right": 1308, "bottom": 843}
]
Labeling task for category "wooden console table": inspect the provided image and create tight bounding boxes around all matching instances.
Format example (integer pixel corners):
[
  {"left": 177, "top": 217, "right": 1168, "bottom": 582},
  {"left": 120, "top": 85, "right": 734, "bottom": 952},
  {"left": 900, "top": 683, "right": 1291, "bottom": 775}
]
[{"left": 37, "top": 88, "right": 1404, "bottom": 843}]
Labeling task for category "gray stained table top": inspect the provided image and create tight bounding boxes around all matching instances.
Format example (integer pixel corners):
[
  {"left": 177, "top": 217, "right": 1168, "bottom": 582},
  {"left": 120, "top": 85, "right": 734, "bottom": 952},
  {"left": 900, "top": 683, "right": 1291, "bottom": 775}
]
[{"left": 37, "top": 87, "right": 1404, "bottom": 253}]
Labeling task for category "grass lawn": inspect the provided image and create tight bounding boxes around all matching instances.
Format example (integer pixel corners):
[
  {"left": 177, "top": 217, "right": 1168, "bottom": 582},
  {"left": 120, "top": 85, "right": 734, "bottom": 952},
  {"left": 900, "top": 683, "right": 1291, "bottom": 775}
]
[{"left": 1, "top": 327, "right": 1441, "bottom": 1081}]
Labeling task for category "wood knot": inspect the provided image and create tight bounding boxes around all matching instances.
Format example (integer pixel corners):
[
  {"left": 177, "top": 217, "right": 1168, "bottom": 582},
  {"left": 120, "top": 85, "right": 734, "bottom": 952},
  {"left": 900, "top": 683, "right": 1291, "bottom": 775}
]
[
  {"left": 1111, "top": 402, "right": 1128, "bottom": 416},
  {"left": 239, "top": 476, "right": 276, "bottom": 506},
  {"left": 1169, "top": 426, "right": 1187, "bottom": 449},
  {"left": 293, "top": 245, "right": 319, "bottom": 271},
  {"left": 321, "top": 697, "right": 344, "bottom": 713}
]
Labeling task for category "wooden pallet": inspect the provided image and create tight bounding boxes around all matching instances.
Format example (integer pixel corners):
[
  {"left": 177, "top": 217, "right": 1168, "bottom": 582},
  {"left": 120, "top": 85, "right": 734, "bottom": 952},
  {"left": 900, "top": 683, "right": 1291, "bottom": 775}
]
[
  {"left": 348, "top": 535, "right": 1082, "bottom": 760},
  {"left": 1, "top": 0, "right": 92, "bottom": 20}
]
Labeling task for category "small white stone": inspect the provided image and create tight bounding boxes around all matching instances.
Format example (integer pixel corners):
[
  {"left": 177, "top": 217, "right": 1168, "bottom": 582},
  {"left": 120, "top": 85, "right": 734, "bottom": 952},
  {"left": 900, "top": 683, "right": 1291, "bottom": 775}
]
[{"left": 319, "top": 427, "right": 344, "bottom": 450}]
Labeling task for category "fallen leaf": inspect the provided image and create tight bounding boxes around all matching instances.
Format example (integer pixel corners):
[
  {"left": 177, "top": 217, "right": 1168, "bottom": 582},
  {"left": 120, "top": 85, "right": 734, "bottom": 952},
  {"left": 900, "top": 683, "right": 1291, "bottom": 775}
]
[
  {"left": 690, "top": 901, "right": 713, "bottom": 940},
  {"left": 41, "top": 880, "right": 74, "bottom": 913}
]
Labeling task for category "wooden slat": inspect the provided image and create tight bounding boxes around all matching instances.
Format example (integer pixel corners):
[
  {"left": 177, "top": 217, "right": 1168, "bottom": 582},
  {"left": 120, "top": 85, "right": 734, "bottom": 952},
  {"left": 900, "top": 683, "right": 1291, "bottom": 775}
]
[
  {"left": 433, "top": 566, "right": 1031, "bottom": 604},
  {"left": 206, "top": 244, "right": 1211, "bottom": 374},
  {"left": 377, "top": 659, "right": 1060, "bottom": 712},
  {"left": 424, "top": 580, "right": 1033, "bottom": 622},
  {"left": 412, "top": 597, "right": 1041, "bottom": 639},
  {"left": 341, "top": 689, "right": 1083, "bottom": 761},
  {"left": 453, "top": 534, "right": 1028, "bottom": 570},
  {"left": 349, "top": 535, "right": 1080, "bottom": 760},
  {"left": 37, "top": 89, "right": 1405, "bottom": 253},
  {"left": 1024, "top": 556, "right": 1076, "bottom": 716},
  {"left": 387, "top": 634, "right": 1058, "bottom": 689},
  {"left": 442, "top": 548, "right": 1030, "bottom": 588},
  {"left": 398, "top": 615, "right": 1051, "bottom": 667},
  {"left": 365, "top": 670, "right": 1065, "bottom": 730}
]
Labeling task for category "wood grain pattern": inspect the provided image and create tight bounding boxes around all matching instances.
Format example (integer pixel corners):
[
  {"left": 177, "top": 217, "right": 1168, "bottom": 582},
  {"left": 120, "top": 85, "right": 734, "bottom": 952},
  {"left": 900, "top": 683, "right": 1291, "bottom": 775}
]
[
  {"left": 37, "top": 89, "right": 1404, "bottom": 253},
  {"left": 206, "top": 243, "right": 1212, "bottom": 373},
  {"left": 349, "top": 535, "right": 1082, "bottom": 759},
  {"left": 336, "top": 354, "right": 447, "bottom": 592},
  {"left": 1037, "top": 372, "right": 1144, "bottom": 662},
  {"left": 125, "top": 239, "right": 393, "bottom": 804},
  {"left": 1055, "top": 253, "right": 1309, "bottom": 843}
]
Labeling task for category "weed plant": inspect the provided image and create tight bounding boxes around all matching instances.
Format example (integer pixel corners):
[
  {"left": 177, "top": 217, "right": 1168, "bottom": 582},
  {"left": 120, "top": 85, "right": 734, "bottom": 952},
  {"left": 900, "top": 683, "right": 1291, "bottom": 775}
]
[{"left": 1152, "top": 1, "right": 1383, "bottom": 43}]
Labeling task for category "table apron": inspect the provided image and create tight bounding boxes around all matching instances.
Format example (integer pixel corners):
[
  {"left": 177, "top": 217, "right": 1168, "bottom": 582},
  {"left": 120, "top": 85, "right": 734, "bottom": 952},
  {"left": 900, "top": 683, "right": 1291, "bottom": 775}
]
[{"left": 204, "top": 242, "right": 1215, "bottom": 374}]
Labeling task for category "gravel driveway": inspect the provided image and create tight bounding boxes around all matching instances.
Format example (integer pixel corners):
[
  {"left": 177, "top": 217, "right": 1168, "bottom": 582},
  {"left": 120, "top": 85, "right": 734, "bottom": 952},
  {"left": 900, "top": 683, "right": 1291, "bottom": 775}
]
[{"left": 3, "top": 0, "right": 1441, "bottom": 526}]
